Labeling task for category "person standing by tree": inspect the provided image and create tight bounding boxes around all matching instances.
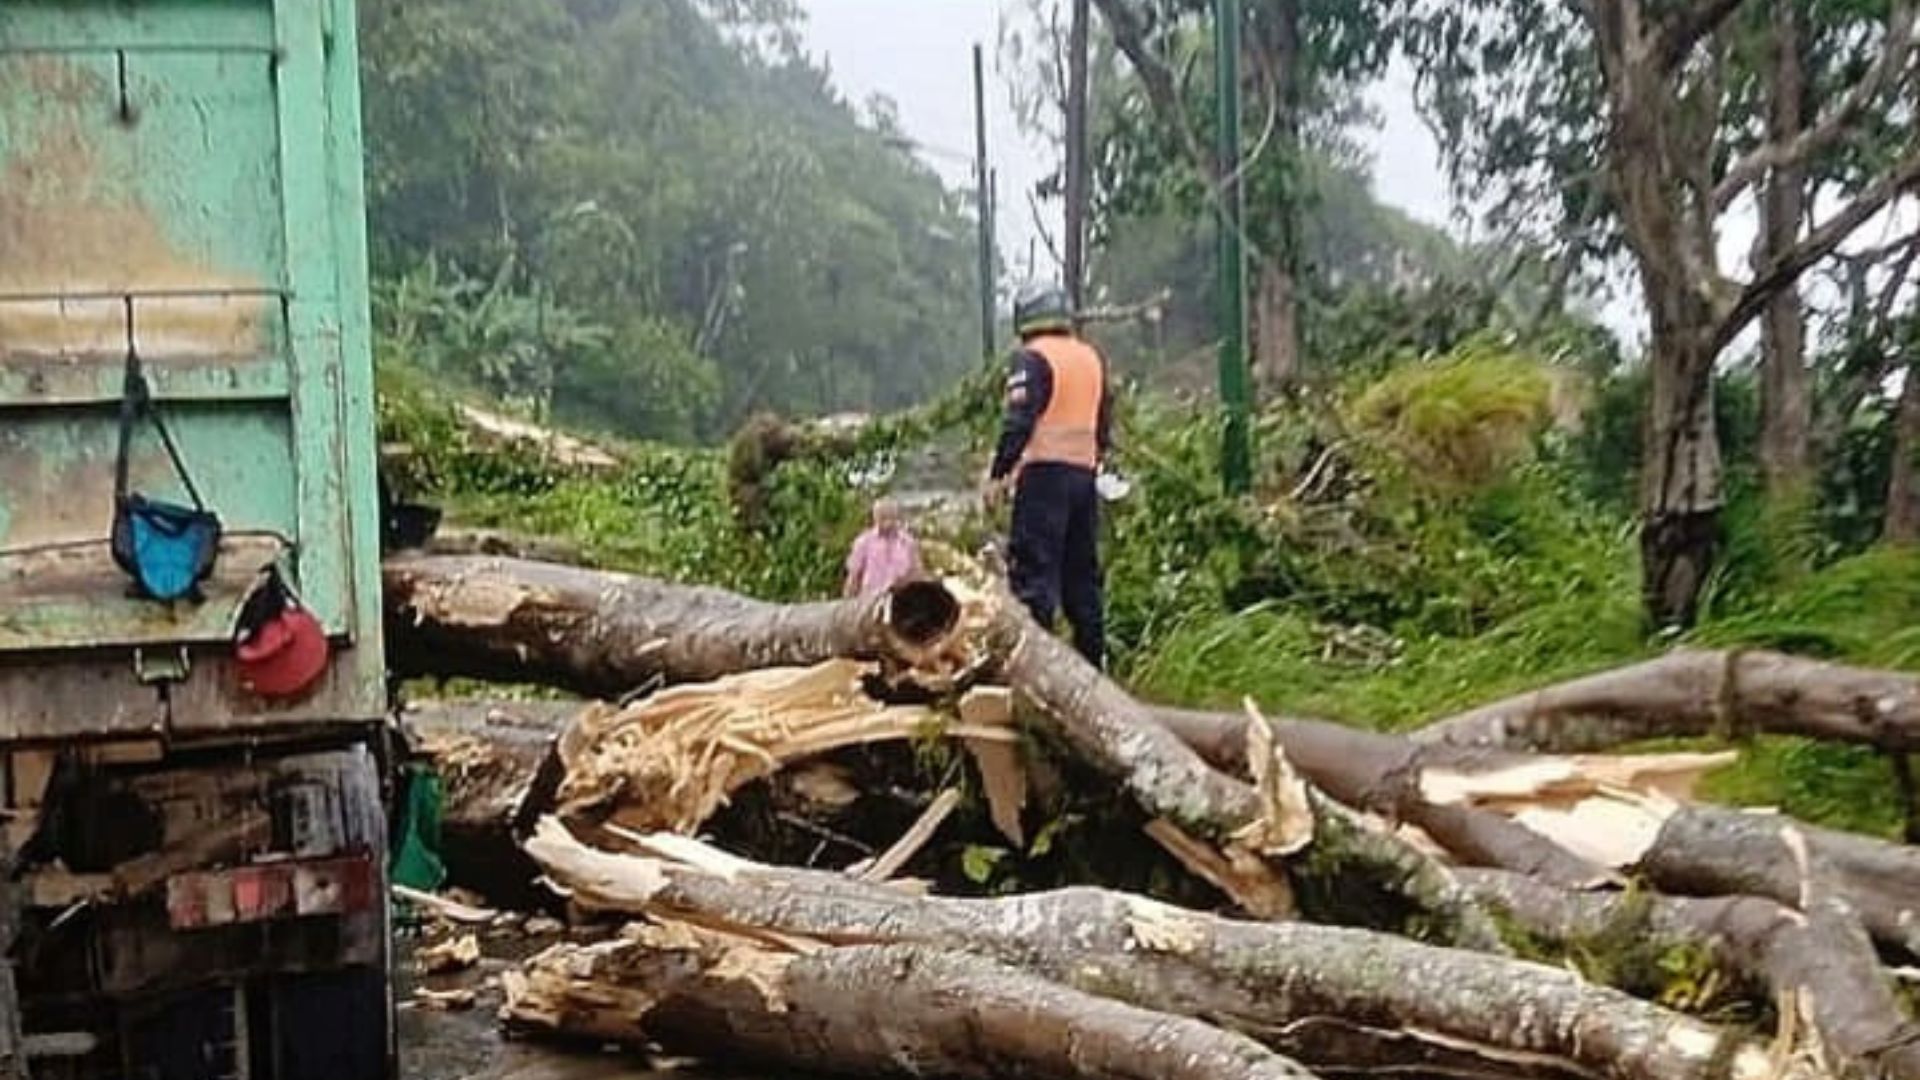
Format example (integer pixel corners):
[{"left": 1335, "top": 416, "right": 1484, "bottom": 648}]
[
  {"left": 843, "top": 497, "right": 921, "bottom": 598},
  {"left": 983, "top": 283, "right": 1114, "bottom": 669}
]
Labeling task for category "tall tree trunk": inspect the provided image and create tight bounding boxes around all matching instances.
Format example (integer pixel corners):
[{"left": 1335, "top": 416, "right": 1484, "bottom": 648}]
[
  {"left": 1251, "top": 258, "right": 1299, "bottom": 389},
  {"left": 1591, "top": 5, "right": 1730, "bottom": 631},
  {"left": 1064, "top": 0, "right": 1091, "bottom": 312},
  {"left": 1250, "top": 0, "right": 1302, "bottom": 393},
  {"left": 1640, "top": 331, "right": 1724, "bottom": 629},
  {"left": 1758, "top": 1, "right": 1811, "bottom": 497},
  {"left": 1886, "top": 358, "right": 1920, "bottom": 543}
]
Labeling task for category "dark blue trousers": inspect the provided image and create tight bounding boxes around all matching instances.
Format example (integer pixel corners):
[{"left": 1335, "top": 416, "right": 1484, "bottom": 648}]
[{"left": 1009, "top": 462, "right": 1105, "bottom": 669}]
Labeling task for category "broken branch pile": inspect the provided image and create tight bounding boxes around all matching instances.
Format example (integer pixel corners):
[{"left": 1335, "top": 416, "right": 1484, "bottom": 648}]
[{"left": 389, "top": 555, "right": 1920, "bottom": 1080}]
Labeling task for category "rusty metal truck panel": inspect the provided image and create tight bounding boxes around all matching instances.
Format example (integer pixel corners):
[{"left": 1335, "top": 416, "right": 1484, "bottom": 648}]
[{"left": 0, "top": 0, "right": 385, "bottom": 736}]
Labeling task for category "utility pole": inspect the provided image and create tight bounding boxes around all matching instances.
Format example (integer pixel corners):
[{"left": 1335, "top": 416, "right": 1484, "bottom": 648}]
[
  {"left": 1064, "top": 0, "right": 1091, "bottom": 312},
  {"left": 1214, "top": 0, "right": 1252, "bottom": 494},
  {"left": 973, "top": 43, "right": 996, "bottom": 359}
]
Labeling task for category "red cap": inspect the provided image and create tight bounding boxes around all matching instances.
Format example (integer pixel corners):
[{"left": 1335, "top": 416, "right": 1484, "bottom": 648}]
[{"left": 235, "top": 605, "right": 329, "bottom": 699}]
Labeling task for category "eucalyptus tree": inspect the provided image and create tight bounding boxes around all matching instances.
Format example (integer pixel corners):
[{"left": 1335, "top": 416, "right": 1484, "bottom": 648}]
[{"left": 1410, "top": 0, "right": 1920, "bottom": 626}]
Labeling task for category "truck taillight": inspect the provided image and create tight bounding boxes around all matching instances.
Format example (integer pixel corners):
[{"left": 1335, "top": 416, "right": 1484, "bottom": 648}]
[{"left": 166, "top": 854, "right": 378, "bottom": 930}]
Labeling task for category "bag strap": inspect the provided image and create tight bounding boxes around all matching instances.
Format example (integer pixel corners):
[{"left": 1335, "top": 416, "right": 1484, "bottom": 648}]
[{"left": 114, "top": 299, "right": 207, "bottom": 512}]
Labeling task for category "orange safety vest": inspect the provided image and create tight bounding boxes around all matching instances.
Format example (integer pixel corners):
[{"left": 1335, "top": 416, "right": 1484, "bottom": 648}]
[{"left": 1021, "top": 334, "right": 1105, "bottom": 471}]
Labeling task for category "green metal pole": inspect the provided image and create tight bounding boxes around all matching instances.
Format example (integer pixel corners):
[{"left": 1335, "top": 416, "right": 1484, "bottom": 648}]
[
  {"left": 974, "top": 43, "right": 997, "bottom": 359},
  {"left": 1214, "top": 0, "right": 1252, "bottom": 494}
]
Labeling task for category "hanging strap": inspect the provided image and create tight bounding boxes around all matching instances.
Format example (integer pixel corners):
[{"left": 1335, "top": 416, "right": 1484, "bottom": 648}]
[{"left": 113, "top": 297, "right": 206, "bottom": 511}]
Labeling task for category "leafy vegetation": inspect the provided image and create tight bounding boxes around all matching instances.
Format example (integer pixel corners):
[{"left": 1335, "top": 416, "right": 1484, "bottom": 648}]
[{"left": 359, "top": 0, "right": 981, "bottom": 441}]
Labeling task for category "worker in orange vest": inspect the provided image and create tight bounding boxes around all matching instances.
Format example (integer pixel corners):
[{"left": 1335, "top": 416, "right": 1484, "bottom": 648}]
[{"left": 983, "top": 283, "right": 1113, "bottom": 669}]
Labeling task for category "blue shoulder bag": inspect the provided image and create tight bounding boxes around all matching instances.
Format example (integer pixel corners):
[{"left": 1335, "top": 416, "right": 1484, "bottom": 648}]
[{"left": 109, "top": 345, "right": 222, "bottom": 602}]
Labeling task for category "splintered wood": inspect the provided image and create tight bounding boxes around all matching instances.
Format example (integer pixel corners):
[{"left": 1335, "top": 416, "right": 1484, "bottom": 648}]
[
  {"left": 554, "top": 659, "right": 1015, "bottom": 833},
  {"left": 1417, "top": 749, "right": 1735, "bottom": 867}
]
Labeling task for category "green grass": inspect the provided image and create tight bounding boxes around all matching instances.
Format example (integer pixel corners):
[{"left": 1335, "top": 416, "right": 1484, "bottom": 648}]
[{"left": 1129, "top": 550, "right": 1920, "bottom": 839}]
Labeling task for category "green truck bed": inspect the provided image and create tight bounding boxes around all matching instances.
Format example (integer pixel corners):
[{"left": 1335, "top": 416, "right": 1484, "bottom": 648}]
[{"left": 0, "top": 0, "right": 385, "bottom": 739}]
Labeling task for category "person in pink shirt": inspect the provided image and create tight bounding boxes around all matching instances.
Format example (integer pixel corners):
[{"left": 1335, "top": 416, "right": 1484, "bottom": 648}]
[{"left": 843, "top": 497, "right": 922, "bottom": 598}]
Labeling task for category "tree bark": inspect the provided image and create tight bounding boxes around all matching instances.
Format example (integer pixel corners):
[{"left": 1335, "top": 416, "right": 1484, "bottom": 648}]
[
  {"left": 1153, "top": 707, "right": 1615, "bottom": 888},
  {"left": 1460, "top": 868, "right": 1920, "bottom": 1080},
  {"left": 1758, "top": 0, "right": 1811, "bottom": 498},
  {"left": 1064, "top": 0, "right": 1091, "bottom": 312},
  {"left": 1413, "top": 649, "right": 1920, "bottom": 754},
  {"left": 1639, "top": 804, "right": 1920, "bottom": 957},
  {"left": 994, "top": 605, "right": 1512, "bottom": 949},
  {"left": 524, "top": 821, "right": 1820, "bottom": 1080},
  {"left": 1586, "top": 0, "right": 1728, "bottom": 631},
  {"left": 383, "top": 555, "right": 960, "bottom": 697},
  {"left": 1251, "top": 0, "right": 1302, "bottom": 393},
  {"left": 1253, "top": 257, "right": 1300, "bottom": 390},
  {"left": 1887, "top": 357, "right": 1920, "bottom": 544},
  {"left": 504, "top": 928, "right": 1320, "bottom": 1080},
  {"left": 1639, "top": 337, "right": 1723, "bottom": 631}
]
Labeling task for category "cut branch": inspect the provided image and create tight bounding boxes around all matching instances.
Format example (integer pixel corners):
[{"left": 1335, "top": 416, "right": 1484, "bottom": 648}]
[
  {"left": 1158, "top": 699, "right": 1920, "bottom": 953},
  {"left": 994, "top": 602, "right": 1511, "bottom": 949}
]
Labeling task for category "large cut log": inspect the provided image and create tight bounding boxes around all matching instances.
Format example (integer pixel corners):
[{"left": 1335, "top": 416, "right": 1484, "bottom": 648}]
[
  {"left": 503, "top": 923, "right": 1319, "bottom": 1080},
  {"left": 1414, "top": 649, "right": 1920, "bottom": 753},
  {"left": 524, "top": 821, "right": 1821, "bottom": 1080},
  {"left": 383, "top": 555, "right": 964, "bottom": 697}
]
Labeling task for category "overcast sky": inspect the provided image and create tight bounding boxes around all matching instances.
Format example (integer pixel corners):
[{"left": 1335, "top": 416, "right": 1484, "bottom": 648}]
[
  {"left": 797, "top": 0, "right": 1454, "bottom": 270},
  {"left": 792, "top": 1, "right": 1698, "bottom": 345},
  {"left": 795, "top": 2, "right": 1920, "bottom": 365}
]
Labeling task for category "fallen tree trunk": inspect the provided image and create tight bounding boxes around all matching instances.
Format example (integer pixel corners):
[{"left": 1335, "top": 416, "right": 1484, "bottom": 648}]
[
  {"left": 1414, "top": 649, "right": 1920, "bottom": 753},
  {"left": 524, "top": 821, "right": 1820, "bottom": 1080},
  {"left": 383, "top": 555, "right": 963, "bottom": 696},
  {"left": 1637, "top": 804, "right": 1920, "bottom": 958},
  {"left": 503, "top": 925, "right": 1319, "bottom": 1080},
  {"left": 996, "top": 622, "right": 1514, "bottom": 949}
]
